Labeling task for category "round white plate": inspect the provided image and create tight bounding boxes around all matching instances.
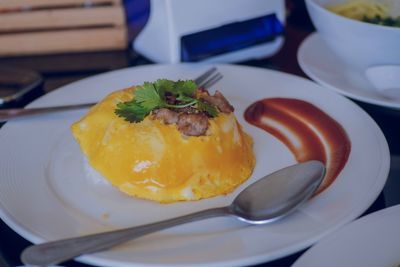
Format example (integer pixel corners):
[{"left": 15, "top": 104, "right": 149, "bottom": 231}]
[
  {"left": 293, "top": 204, "right": 400, "bottom": 267},
  {"left": 298, "top": 32, "right": 400, "bottom": 110},
  {"left": 0, "top": 64, "right": 390, "bottom": 267}
]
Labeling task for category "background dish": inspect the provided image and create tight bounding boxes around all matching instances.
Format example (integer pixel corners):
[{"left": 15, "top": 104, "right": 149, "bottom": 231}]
[
  {"left": 298, "top": 32, "right": 400, "bottom": 110},
  {"left": 292, "top": 204, "right": 400, "bottom": 267},
  {"left": 0, "top": 64, "right": 390, "bottom": 267},
  {"left": 304, "top": 0, "right": 400, "bottom": 71}
]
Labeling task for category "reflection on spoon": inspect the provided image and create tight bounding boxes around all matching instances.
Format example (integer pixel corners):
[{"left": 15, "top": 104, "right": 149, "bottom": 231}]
[
  {"left": 365, "top": 65, "right": 400, "bottom": 100},
  {"left": 21, "top": 161, "right": 325, "bottom": 267}
]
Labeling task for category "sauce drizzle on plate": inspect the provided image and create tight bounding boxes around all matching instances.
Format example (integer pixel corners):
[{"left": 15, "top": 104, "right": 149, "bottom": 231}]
[{"left": 244, "top": 98, "right": 351, "bottom": 193}]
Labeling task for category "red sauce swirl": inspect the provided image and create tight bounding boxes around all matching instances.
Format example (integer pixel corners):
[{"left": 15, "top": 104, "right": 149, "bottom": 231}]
[{"left": 244, "top": 98, "right": 351, "bottom": 194}]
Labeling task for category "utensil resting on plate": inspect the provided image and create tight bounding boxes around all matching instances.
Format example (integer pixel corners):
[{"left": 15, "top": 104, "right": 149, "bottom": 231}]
[
  {"left": 365, "top": 65, "right": 400, "bottom": 100},
  {"left": 21, "top": 160, "right": 325, "bottom": 266},
  {"left": 0, "top": 67, "right": 222, "bottom": 122}
]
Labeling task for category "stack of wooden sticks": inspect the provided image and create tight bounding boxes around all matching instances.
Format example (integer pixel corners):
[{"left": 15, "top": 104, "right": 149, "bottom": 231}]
[{"left": 0, "top": 0, "right": 128, "bottom": 56}]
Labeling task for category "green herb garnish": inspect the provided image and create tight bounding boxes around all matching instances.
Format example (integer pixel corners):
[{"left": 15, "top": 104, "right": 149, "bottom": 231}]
[
  {"left": 115, "top": 79, "right": 218, "bottom": 122},
  {"left": 362, "top": 15, "right": 400, "bottom": 28}
]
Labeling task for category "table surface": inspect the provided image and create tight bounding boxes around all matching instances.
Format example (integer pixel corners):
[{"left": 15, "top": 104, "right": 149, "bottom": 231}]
[{"left": 1, "top": 3, "right": 400, "bottom": 267}]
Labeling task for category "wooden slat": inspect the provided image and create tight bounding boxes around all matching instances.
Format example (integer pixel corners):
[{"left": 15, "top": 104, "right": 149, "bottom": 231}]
[
  {"left": 0, "top": 0, "right": 121, "bottom": 10},
  {"left": 0, "top": 27, "right": 127, "bottom": 56},
  {"left": 0, "top": 51, "right": 130, "bottom": 73},
  {"left": 0, "top": 6, "right": 125, "bottom": 32}
]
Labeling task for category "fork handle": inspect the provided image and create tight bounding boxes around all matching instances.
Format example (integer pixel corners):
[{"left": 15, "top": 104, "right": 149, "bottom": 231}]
[
  {"left": 21, "top": 206, "right": 231, "bottom": 266},
  {"left": 0, "top": 102, "right": 95, "bottom": 122}
]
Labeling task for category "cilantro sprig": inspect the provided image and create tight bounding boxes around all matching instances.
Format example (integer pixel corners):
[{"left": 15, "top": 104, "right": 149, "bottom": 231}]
[{"left": 115, "top": 79, "right": 218, "bottom": 123}]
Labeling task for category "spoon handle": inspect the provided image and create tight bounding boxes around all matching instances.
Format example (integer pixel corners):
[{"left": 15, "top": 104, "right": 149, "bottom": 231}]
[
  {"left": 21, "top": 206, "right": 231, "bottom": 266},
  {"left": 0, "top": 102, "right": 95, "bottom": 122}
]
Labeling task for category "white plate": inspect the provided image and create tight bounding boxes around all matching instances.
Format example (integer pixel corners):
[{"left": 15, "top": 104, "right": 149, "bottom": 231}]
[
  {"left": 0, "top": 64, "right": 390, "bottom": 267},
  {"left": 292, "top": 204, "right": 400, "bottom": 267},
  {"left": 298, "top": 32, "right": 400, "bottom": 110}
]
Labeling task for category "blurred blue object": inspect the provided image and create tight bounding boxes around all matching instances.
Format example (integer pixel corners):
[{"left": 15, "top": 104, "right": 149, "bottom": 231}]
[
  {"left": 123, "top": 0, "right": 150, "bottom": 41},
  {"left": 181, "top": 13, "right": 284, "bottom": 62}
]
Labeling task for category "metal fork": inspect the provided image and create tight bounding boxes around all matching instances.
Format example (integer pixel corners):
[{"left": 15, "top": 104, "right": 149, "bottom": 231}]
[{"left": 0, "top": 67, "right": 223, "bottom": 123}]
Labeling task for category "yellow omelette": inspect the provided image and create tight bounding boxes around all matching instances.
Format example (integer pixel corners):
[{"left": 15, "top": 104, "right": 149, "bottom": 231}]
[{"left": 71, "top": 86, "right": 255, "bottom": 203}]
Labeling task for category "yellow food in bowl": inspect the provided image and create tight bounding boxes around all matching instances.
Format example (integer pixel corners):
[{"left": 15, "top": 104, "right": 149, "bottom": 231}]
[
  {"left": 327, "top": 1, "right": 388, "bottom": 21},
  {"left": 327, "top": 0, "right": 400, "bottom": 27},
  {"left": 71, "top": 85, "right": 255, "bottom": 203}
]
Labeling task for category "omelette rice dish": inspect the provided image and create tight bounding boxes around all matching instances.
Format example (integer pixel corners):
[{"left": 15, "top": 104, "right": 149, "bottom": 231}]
[{"left": 71, "top": 79, "right": 255, "bottom": 203}]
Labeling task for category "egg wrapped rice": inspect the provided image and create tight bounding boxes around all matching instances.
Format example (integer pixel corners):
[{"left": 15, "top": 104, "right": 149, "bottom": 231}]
[{"left": 71, "top": 85, "right": 255, "bottom": 203}]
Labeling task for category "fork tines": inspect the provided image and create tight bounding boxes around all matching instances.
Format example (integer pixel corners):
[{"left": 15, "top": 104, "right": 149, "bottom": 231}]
[{"left": 194, "top": 67, "right": 223, "bottom": 88}]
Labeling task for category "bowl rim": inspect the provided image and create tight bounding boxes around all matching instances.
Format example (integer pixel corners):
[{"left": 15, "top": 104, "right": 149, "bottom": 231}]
[{"left": 305, "top": 0, "right": 400, "bottom": 32}]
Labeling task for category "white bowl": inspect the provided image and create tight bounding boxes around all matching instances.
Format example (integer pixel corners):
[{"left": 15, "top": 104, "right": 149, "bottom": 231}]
[{"left": 305, "top": 0, "right": 400, "bottom": 71}]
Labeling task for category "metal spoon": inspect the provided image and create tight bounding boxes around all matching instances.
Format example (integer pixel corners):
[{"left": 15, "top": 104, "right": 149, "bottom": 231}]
[
  {"left": 365, "top": 65, "right": 400, "bottom": 100},
  {"left": 21, "top": 160, "right": 325, "bottom": 266}
]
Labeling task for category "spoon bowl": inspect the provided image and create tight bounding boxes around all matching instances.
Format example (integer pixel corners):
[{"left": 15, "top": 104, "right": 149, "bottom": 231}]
[
  {"left": 233, "top": 160, "right": 324, "bottom": 224},
  {"left": 365, "top": 65, "right": 400, "bottom": 100},
  {"left": 21, "top": 160, "right": 325, "bottom": 266}
]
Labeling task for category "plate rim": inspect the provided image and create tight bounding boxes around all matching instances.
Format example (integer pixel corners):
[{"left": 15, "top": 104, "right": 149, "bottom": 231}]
[{"left": 292, "top": 204, "right": 400, "bottom": 267}]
